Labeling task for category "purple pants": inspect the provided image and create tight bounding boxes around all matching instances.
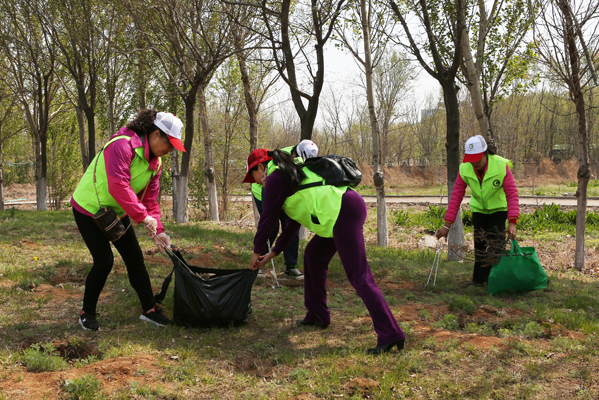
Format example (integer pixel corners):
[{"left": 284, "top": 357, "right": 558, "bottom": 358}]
[{"left": 302, "top": 189, "right": 405, "bottom": 346}]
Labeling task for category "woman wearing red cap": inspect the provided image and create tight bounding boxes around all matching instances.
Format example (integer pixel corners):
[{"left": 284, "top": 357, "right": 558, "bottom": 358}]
[
  {"left": 244, "top": 149, "right": 405, "bottom": 354},
  {"left": 71, "top": 109, "right": 186, "bottom": 330},
  {"left": 436, "top": 135, "right": 519, "bottom": 284}
]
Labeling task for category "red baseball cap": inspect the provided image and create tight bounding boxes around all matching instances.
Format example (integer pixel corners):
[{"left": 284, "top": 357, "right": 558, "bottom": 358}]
[{"left": 242, "top": 149, "right": 272, "bottom": 183}]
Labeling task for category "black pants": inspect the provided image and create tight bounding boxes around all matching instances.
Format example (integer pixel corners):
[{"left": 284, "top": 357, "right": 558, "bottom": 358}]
[
  {"left": 254, "top": 195, "right": 299, "bottom": 267},
  {"left": 73, "top": 208, "right": 155, "bottom": 315},
  {"left": 472, "top": 211, "right": 508, "bottom": 284}
]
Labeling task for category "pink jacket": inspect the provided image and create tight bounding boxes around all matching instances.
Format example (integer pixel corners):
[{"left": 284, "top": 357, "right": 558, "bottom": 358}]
[
  {"left": 71, "top": 128, "right": 165, "bottom": 234},
  {"left": 445, "top": 162, "right": 519, "bottom": 224}
]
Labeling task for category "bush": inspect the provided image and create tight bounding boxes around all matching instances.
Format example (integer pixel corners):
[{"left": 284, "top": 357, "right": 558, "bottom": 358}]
[
  {"left": 63, "top": 374, "right": 102, "bottom": 399},
  {"left": 434, "top": 314, "right": 460, "bottom": 330},
  {"left": 21, "top": 343, "right": 69, "bottom": 372},
  {"left": 449, "top": 295, "right": 477, "bottom": 314},
  {"left": 523, "top": 321, "right": 545, "bottom": 339}
]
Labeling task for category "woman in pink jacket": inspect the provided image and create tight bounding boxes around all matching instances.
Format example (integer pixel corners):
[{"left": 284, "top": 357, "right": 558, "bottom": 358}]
[
  {"left": 436, "top": 135, "right": 519, "bottom": 284},
  {"left": 71, "top": 110, "right": 185, "bottom": 330}
]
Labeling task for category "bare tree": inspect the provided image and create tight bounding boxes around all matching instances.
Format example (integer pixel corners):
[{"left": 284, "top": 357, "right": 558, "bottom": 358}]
[
  {"left": 124, "top": 0, "right": 235, "bottom": 222},
  {"left": 0, "top": 85, "right": 27, "bottom": 209},
  {"left": 535, "top": 0, "right": 599, "bottom": 270},
  {"left": 459, "top": 0, "right": 539, "bottom": 146},
  {"left": 243, "top": 0, "right": 348, "bottom": 140},
  {"left": 389, "top": 0, "right": 467, "bottom": 260},
  {"left": 0, "top": 0, "right": 59, "bottom": 210},
  {"left": 41, "top": 0, "right": 114, "bottom": 170}
]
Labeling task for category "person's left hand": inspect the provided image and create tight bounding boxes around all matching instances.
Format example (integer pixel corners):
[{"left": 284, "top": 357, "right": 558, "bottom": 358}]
[
  {"left": 256, "top": 251, "right": 276, "bottom": 268},
  {"left": 508, "top": 222, "right": 517, "bottom": 239},
  {"left": 153, "top": 232, "right": 171, "bottom": 252}
]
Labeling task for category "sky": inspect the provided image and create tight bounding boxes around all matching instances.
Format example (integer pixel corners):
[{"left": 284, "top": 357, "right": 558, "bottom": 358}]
[{"left": 266, "top": 43, "right": 443, "bottom": 129}]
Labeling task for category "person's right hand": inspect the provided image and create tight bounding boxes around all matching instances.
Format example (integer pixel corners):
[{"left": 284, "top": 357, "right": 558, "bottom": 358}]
[
  {"left": 142, "top": 215, "right": 158, "bottom": 235},
  {"left": 248, "top": 252, "right": 261, "bottom": 270},
  {"left": 435, "top": 225, "right": 450, "bottom": 239}
]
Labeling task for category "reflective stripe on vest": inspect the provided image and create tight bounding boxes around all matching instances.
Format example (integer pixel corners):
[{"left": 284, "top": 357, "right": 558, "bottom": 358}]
[
  {"left": 72, "top": 135, "right": 160, "bottom": 217},
  {"left": 459, "top": 154, "right": 512, "bottom": 214}
]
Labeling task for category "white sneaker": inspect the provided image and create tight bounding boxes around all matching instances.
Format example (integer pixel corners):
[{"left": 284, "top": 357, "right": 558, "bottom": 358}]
[{"left": 284, "top": 268, "right": 304, "bottom": 281}]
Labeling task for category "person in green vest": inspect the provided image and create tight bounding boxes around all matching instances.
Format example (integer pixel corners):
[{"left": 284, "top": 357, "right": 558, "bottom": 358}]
[
  {"left": 248, "top": 140, "right": 319, "bottom": 280},
  {"left": 244, "top": 149, "right": 406, "bottom": 354},
  {"left": 71, "top": 110, "right": 186, "bottom": 331},
  {"left": 436, "top": 135, "right": 520, "bottom": 284}
]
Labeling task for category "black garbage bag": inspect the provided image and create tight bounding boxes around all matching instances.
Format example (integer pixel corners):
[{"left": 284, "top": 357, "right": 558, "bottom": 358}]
[{"left": 155, "top": 249, "right": 258, "bottom": 327}]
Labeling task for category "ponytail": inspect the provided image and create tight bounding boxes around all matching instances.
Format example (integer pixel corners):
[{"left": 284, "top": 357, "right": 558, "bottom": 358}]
[{"left": 271, "top": 149, "right": 305, "bottom": 190}]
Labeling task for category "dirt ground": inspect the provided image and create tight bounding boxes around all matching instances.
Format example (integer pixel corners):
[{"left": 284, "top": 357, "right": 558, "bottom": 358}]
[
  {"left": 1, "top": 259, "right": 590, "bottom": 399},
  {"left": 1, "top": 182, "right": 597, "bottom": 398}
]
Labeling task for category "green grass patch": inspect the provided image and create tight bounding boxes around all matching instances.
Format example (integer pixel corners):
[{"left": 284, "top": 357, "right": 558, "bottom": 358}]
[{"left": 0, "top": 210, "right": 599, "bottom": 398}]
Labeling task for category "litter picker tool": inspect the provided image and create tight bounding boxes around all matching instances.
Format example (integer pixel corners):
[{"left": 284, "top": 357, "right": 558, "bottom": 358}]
[
  {"left": 427, "top": 238, "right": 445, "bottom": 286},
  {"left": 266, "top": 239, "right": 280, "bottom": 289}
]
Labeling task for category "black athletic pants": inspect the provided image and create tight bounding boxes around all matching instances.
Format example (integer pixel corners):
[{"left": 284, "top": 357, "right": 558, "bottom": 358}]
[
  {"left": 73, "top": 208, "right": 155, "bottom": 315},
  {"left": 472, "top": 211, "right": 508, "bottom": 284}
]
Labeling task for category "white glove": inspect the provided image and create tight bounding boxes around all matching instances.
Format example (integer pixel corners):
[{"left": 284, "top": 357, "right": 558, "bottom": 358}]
[
  {"left": 153, "top": 232, "right": 171, "bottom": 252},
  {"left": 142, "top": 215, "right": 158, "bottom": 235}
]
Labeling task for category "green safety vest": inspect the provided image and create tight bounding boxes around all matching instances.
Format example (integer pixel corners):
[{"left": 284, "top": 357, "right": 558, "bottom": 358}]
[
  {"left": 72, "top": 135, "right": 161, "bottom": 217},
  {"left": 251, "top": 147, "right": 295, "bottom": 201},
  {"left": 251, "top": 182, "right": 263, "bottom": 201},
  {"left": 269, "top": 164, "right": 348, "bottom": 238},
  {"left": 459, "top": 154, "right": 513, "bottom": 214}
]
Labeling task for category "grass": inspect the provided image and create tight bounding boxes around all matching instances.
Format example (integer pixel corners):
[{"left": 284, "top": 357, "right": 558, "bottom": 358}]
[{"left": 0, "top": 209, "right": 598, "bottom": 398}]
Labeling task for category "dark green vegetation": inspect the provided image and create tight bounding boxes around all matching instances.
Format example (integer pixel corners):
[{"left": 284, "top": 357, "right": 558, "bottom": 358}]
[{"left": 0, "top": 210, "right": 598, "bottom": 398}]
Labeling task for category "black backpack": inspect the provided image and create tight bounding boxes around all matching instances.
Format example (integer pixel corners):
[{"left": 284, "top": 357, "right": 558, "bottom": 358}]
[{"left": 297, "top": 155, "right": 363, "bottom": 190}]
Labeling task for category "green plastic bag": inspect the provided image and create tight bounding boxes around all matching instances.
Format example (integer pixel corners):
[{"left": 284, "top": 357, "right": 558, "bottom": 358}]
[{"left": 488, "top": 239, "right": 547, "bottom": 295}]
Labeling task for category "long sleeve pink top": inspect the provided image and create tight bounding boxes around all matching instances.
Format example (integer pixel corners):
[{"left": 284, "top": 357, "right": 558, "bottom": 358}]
[{"left": 444, "top": 162, "right": 519, "bottom": 224}]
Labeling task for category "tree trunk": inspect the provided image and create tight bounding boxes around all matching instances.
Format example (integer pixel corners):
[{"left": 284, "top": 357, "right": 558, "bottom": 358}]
[
  {"left": 172, "top": 91, "right": 197, "bottom": 224},
  {"left": 443, "top": 82, "right": 465, "bottom": 260},
  {"left": 76, "top": 106, "right": 89, "bottom": 171},
  {"left": 235, "top": 47, "right": 260, "bottom": 225},
  {"left": 137, "top": 45, "right": 147, "bottom": 110},
  {"left": 361, "top": 0, "right": 387, "bottom": 246},
  {"left": 0, "top": 141, "right": 4, "bottom": 210},
  {"left": 236, "top": 50, "right": 258, "bottom": 152},
  {"left": 299, "top": 226, "right": 309, "bottom": 241},
  {"left": 198, "top": 85, "right": 219, "bottom": 221},
  {"left": 558, "top": 0, "right": 590, "bottom": 271},
  {"left": 37, "top": 131, "right": 48, "bottom": 210},
  {"left": 171, "top": 150, "right": 180, "bottom": 219},
  {"left": 461, "top": 26, "right": 491, "bottom": 140}
]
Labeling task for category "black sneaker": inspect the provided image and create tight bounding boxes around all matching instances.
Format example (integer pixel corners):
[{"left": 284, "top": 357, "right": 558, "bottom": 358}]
[
  {"left": 284, "top": 268, "right": 304, "bottom": 281},
  {"left": 140, "top": 306, "right": 171, "bottom": 326},
  {"left": 79, "top": 311, "right": 100, "bottom": 331}
]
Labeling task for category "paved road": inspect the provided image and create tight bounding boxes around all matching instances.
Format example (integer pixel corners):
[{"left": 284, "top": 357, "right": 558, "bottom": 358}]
[
  {"left": 228, "top": 194, "right": 599, "bottom": 207},
  {"left": 6, "top": 195, "right": 599, "bottom": 207}
]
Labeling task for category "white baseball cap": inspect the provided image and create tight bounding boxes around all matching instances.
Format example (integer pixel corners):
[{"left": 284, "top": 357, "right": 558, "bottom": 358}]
[
  {"left": 154, "top": 112, "right": 186, "bottom": 152},
  {"left": 463, "top": 135, "right": 487, "bottom": 163},
  {"left": 296, "top": 139, "right": 319, "bottom": 159}
]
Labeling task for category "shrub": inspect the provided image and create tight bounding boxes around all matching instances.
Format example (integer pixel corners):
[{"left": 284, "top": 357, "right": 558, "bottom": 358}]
[
  {"left": 523, "top": 321, "right": 545, "bottom": 339},
  {"left": 21, "top": 343, "right": 69, "bottom": 372},
  {"left": 63, "top": 374, "right": 102, "bottom": 399},
  {"left": 419, "top": 309, "right": 432, "bottom": 321},
  {"left": 449, "top": 295, "right": 477, "bottom": 315},
  {"left": 435, "top": 314, "right": 460, "bottom": 330}
]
